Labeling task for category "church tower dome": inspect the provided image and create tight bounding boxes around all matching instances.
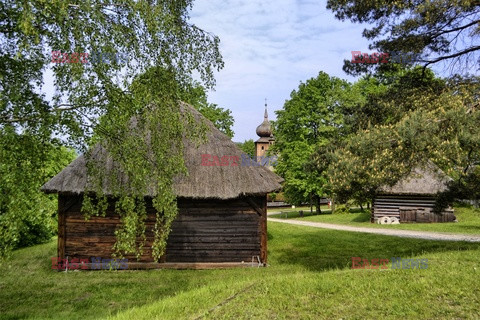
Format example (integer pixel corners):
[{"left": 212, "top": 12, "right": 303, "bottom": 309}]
[
  {"left": 254, "top": 100, "right": 275, "bottom": 167},
  {"left": 256, "top": 102, "right": 272, "bottom": 137}
]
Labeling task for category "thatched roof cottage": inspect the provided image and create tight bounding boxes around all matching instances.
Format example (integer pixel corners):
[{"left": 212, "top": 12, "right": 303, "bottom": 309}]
[
  {"left": 372, "top": 163, "right": 455, "bottom": 223},
  {"left": 42, "top": 103, "right": 283, "bottom": 269}
]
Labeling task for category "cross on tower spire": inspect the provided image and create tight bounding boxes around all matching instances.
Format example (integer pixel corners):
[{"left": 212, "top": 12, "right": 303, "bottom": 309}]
[{"left": 264, "top": 98, "right": 268, "bottom": 120}]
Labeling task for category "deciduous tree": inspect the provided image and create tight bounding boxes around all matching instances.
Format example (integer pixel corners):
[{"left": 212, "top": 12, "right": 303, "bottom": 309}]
[
  {"left": 273, "top": 71, "right": 363, "bottom": 212},
  {"left": 179, "top": 82, "right": 234, "bottom": 138},
  {"left": 236, "top": 139, "right": 255, "bottom": 158},
  {"left": 328, "top": 75, "right": 480, "bottom": 208},
  {"left": 0, "top": 1, "right": 223, "bottom": 259},
  {"left": 327, "top": 0, "right": 480, "bottom": 75}
]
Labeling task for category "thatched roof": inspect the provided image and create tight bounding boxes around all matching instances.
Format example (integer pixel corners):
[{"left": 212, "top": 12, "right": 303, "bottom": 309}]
[
  {"left": 41, "top": 102, "right": 283, "bottom": 199},
  {"left": 379, "top": 162, "right": 451, "bottom": 195}
]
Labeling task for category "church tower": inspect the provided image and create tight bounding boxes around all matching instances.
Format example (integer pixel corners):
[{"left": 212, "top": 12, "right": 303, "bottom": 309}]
[{"left": 255, "top": 100, "right": 275, "bottom": 162}]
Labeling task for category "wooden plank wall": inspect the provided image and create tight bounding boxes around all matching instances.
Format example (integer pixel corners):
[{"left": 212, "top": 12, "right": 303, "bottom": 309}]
[
  {"left": 167, "top": 197, "right": 263, "bottom": 263},
  {"left": 58, "top": 194, "right": 265, "bottom": 266},
  {"left": 372, "top": 194, "right": 455, "bottom": 223},
  {"left": 60, "top": 195, "right": 155, "bottom": 262},
  {"left": 413, "top": 208, "right": 455, "bottom": 223}
]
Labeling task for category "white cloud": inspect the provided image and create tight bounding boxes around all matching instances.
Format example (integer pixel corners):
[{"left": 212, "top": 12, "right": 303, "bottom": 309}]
[{"left": 189, "top": 0, "right": 372, "bottom": 141}]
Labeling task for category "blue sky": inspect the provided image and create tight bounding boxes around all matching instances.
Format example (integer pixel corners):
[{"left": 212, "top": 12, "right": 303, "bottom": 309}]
[
  {"left": 41, "top": 1, "right": 474, "bottom": 144},
  {"left": 189, "top": 0, "right": 372, "bottom": 142}
]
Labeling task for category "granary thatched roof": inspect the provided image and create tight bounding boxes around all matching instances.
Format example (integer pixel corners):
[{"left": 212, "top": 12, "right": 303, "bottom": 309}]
[
  {"left": 379, "top": 162, "right": 451, "bottom": 195},
  {"left": 41, "top": 102, "right": 283, "bottom": 199}
]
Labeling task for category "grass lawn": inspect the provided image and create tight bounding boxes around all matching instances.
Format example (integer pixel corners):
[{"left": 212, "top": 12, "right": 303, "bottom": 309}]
[
  {"left": 269, "top": 204, "right": 480, "bottom": 235},
  {"left": 1, "top": 222, "right": 480, "bottom": 319}
]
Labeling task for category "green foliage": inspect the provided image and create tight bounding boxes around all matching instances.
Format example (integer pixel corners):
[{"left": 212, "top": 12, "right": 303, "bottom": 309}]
[
  {"left": 334, "top": 206, "right": 351, "bottom": 215},
  {"left": 236, "top": 139, "right": 255, "bottom": 158},
  {"left": 195, "top": 103, "right": 234, "bottom": 139},
  {"left": 179, "top": 82, "right": 234, "bottom": 138},
  {"left": 269, "top": 192, "right": 277, "bottom": 202},
  {"left": 435, "top": 167, "right": 480, "bottom": 212},
  {"left": 0, "top": 134, "right": 75, "bottom": 257},
  {"left": 328, "top": 73, "right": 480, "bottom": 206},
  {"left": 82, "top": 67, "right": 209, "bottom": 260},
  {"left": 327, "top": 0, "right": 480, "bottom": 75},
  {"left": 273, "top": 71, "right": 364, "bottom": 210},
  {"left": 1, "top": 1, "right": 223, "bottom": 259},
  {"left": 343, "top": 67, "right": 445, "bottom": 132}
]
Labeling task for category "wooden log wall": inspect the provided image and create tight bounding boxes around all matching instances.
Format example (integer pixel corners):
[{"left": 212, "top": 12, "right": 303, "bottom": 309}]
[
  {"left": 413, "top": 208, "right": 455, "bottom": 223},
  {"left": 166, "top": 197, "right": 263, "bottom": 263},
  {"left": 372, "top": 194, "right": 455, "bottom": 223},
  {"left": 57, "top": 194, "right": 266, "bottom": 267}
]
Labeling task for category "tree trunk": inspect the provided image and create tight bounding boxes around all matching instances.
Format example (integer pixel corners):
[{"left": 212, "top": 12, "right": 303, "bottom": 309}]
[
  {"left": 360, "top": 203, "right": 364, "bottom": 210},
  {"left": 310, "top": 195, "right": 313, "bottom": 215},
  {"left": 315, "top": 195, "right": 322, "bottom": 214}
]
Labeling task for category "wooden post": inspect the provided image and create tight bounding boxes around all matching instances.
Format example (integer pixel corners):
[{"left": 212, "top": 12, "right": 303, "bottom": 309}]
[
  {"left": 245, "top": 197, "right": 267, "bottom": 265},
  {"left": 57, "top": 195, "right": 67, "bottom": 263},
  {"left": 261, "top": 196, "right": 267, "bottom": 265},
  {"left": 57, "top": 194, "right": 80, "bottom": 267}
]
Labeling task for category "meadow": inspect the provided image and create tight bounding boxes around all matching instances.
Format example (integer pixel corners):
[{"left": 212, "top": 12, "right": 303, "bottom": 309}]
[{"left": 1, "top": 220, "right": 480, "bottom": 319}]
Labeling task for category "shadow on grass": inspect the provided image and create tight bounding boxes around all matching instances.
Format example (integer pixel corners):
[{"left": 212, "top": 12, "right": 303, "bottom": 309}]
[
  {"left": 267, "top": 231, "right": 274, "bottom": 241},
  {"left": 348, "top": 208, "right": 368, "bottom": 214},
  {"left": 4, "top": 222, "right": 480, "bottom": 319},
  {"left": 267, "top": 223, "right": 480, "bottom": 272},
  {"left": 351, "top": 211, "right": 371, "bottom": 222},
  {"left": 456, "top": 225, "right": 480, "bottom": 232},
  {"left": 453, "top": 201, "right": 480, "bottom": 209}
]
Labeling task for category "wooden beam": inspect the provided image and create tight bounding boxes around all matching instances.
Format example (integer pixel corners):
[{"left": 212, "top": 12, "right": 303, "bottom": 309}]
[
  {"left": 57, "top": 195, "right": 67, "bottom": 266},
  {"left": 260, "top": 196, "right": 267, "bottom": 265},
  {"left": 60, "top": 262, "right": 260, "bottom": 270},
  {"left": 58, "top": 194, "right": 80, "bottom": 214},
  {"left": 245, "top": 196, "right": 267, "bottom": 265},
  {"left": 246, "top": 197, "right": 264, "bottom": 216},
  {"left": 57, "top": 194, "right": 81, "bottom": 269}
]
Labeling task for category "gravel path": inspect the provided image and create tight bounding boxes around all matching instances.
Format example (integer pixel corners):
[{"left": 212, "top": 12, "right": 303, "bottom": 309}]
[{"left": 268, "top": 217, "right": 480, "bottom": 242}]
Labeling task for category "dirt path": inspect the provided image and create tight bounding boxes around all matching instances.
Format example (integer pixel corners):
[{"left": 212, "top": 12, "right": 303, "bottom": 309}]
[{"left": 268, "top": 218, "right": 480, "bottom": 242}]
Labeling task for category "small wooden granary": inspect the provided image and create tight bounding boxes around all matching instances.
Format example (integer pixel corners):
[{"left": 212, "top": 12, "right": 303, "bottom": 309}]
[
  {"left": 42, "top": 103, "right": 283, "bottom": 269},
  {"left": 372, "top": 163, "right": 455, "bottom": 223}
]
